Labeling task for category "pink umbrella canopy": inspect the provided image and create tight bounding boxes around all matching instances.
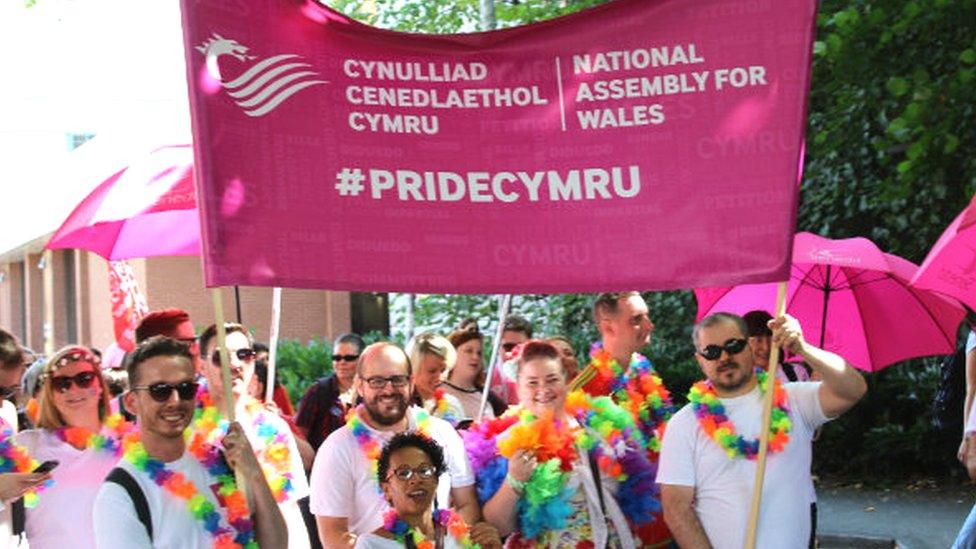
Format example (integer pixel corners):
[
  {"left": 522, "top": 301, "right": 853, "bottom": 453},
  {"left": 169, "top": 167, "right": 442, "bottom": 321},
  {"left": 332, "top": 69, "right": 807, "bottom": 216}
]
[
  {"left": 695, "top": 232, "right": 965, "bottom": 372},
  {"left": 910, "top": 194, "right": 976, "bottom": 312},
  {"left": 46, "top": 145, "right": 199, "bottom": 260}
]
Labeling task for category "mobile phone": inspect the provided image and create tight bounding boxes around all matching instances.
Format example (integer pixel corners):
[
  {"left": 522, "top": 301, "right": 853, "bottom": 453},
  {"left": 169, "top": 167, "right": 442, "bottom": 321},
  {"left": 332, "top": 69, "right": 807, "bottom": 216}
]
[{"left": 32, "top": 460, "right": 59, "bottom": 474}]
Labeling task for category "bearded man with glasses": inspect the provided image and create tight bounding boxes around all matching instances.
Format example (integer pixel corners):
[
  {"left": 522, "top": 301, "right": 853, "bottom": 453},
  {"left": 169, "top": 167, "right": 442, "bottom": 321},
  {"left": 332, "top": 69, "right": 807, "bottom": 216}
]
[
  {"left": 311, "top": 342, "right": 481, "bottom": 548},
  {"left": 658, "top": 312, "right": 867, "bottom": 549},
  {"left": 198, "top": 322, "right": 313, "bottom": 548},
  {"left": 94, "top": 336, "right": 287, "bottom": 547}
]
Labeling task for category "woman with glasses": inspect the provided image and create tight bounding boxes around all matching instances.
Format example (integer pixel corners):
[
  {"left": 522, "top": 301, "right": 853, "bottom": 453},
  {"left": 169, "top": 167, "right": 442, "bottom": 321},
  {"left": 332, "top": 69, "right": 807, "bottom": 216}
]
[
  {"left": 356, "top": 432, "right": 501, "bottom": 548},
  {"left": 444, "top": 328, "right": 506, "bottom": 421},
  {"left": 13, "top": 345, "right": 127, "bottom": 548},
  {"left": 405, "top": 333, "right": 465, "bottom": 425}
]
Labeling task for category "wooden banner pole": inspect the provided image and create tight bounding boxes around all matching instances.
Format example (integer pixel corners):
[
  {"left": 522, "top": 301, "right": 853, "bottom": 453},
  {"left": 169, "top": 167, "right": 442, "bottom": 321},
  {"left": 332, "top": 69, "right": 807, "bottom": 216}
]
[{"left": 744, "top": 281, "right": 788, "bottom": 549}]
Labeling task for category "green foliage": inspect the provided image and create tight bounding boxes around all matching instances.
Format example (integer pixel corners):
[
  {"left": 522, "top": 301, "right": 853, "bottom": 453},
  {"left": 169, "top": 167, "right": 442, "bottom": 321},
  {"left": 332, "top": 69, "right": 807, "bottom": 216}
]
[
  {"left": 815, "top": 359, "right": 964, "bottom": 480},
  {"left": 275, "top": 338, "right": 333, "bottom": 403},
  {"left": 804, "top": 0, "right": 976, "bottom": 262}
]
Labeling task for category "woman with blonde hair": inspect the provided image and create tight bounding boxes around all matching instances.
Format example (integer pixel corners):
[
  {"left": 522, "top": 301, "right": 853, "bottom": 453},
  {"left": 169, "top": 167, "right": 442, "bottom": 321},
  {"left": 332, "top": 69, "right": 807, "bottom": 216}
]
[
  {"left": 14, "top": 345, "right": 129, "bottom": 548},
  {"left": 405, "top": 332, "right": 465, "bottom": 424}
]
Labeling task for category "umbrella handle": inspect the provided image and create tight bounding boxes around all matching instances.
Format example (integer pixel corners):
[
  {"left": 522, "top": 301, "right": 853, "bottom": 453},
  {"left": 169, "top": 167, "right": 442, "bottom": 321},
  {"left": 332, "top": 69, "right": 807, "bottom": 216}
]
[{"left": 744, "top": 281, "right": 787, "bottom": 549}]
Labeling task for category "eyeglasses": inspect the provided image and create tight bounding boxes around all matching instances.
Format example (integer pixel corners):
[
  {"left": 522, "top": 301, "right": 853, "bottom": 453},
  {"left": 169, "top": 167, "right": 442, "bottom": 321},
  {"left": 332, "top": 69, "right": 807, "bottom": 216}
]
[
  {"left": 388, "top": 464, "right": 438, "bottom": 482},
  {"left": 210, "top": 348, "right": 256, "bottom": 365},
  {"left": 698, "top": 338, "right": 748, "bottom": 361},
  {"left": 132, "top": 381, "right": 199, "bottom": 403},
  {"left": 50, "top": 371, "right": 98, "bottom": 393},
  {"left": 363, "top": 375, "right": 410, "bottom": 389},
  {"left": 501, "top": 342, "right": 518, "bottom": 353},
  {"left": 332, "top": 354, "right": 360, "bottom": 363}
]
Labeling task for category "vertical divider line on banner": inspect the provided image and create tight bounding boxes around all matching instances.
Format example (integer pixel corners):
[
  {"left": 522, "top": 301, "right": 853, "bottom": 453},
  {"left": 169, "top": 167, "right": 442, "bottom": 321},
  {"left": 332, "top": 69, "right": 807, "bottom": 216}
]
[
  {"left": 744, "top": 281, "right": 788, "bottom": 549},
  {"left": 265, "top": 287, "right": 283, "bottom": 403},
  {"left": 478, "top": 294, "right": 512, "bottom": 420}
]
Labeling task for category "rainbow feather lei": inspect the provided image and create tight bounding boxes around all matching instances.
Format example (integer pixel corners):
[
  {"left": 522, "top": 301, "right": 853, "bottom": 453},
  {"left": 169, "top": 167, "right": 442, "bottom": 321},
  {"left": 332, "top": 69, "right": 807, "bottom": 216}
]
[
  {"left": 464, "top": 396, "right": 662, "bottom": 540},
  {"left": 194, "top": 388, "right": 295, "bottom": 503},
  {"left": 348, "top": 406, "right": 433, "bottom": 488},
  {"left": 431, "top": 387, "right": 460, "bottom": 426},
  {"left": 0, "top": 417, "right": 42, "bottom": 507},
  {"left": 382, "top": 508, "right": 480, "bottom": 548},
  {"left": 581, "top": 343, "right": 674, "bottom": 453},
  {"left": 688, "top": 370, "right": 792, "bottom": 460},
  {"left": 124, "top": 429, "right": 257, "bottom": 548}
]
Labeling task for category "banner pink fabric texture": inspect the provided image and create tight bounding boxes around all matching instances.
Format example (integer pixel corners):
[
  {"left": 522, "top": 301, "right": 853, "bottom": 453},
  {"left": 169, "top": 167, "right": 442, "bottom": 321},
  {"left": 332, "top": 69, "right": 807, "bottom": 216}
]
[{"left": 180, "top": 0, "right": 816, "bottom": 293}]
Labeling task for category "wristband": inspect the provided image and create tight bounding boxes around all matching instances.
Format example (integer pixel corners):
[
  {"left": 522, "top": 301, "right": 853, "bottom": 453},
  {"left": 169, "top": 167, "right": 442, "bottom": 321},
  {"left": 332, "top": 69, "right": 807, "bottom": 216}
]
[{"left": 506, "top": 473, "right": 525, "bottom": 494}]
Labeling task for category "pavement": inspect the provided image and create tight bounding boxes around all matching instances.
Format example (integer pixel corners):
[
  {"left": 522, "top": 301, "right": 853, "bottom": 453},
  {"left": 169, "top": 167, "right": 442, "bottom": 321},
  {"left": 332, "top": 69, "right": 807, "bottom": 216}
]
[{"left": 817, "top": 480, "right": 974, "bottom": 548}]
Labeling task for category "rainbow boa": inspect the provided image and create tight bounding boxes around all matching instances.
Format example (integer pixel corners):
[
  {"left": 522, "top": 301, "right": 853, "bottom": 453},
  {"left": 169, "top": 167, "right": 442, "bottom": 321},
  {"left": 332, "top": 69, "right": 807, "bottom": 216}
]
[
  {"left": 194, "top": 387, "right": 295, "bottom": 503},
  {"left": 431, "top": 387, "right": 460, "bottom": 425},
  {"left": 462, "top": 394, "right": 660, "bottom": 541},
  {"left": 347, "top": 406, "right": 433, "bottom": 489},
  {"left": 579, "top": 343, "right": 674, "bottom": 453},
  {"left": 382, "top": 508, "right": 481, "bottom": 548},
  {"left": 0, "top": 417, "right": 42, "bottom": 507},
  {"left": 124, "top": 429, "right": 257, "bottom": 548},
  {"left": 0, "top": 414, "right": 136, "bottom": 507},
  {"left": 688, "top": 369, "right": 792, "bottom": 460}
]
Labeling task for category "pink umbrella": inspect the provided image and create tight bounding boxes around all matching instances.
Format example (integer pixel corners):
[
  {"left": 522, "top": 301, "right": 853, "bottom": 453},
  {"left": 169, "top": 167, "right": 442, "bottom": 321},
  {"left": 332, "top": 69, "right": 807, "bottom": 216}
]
[
  {"left": 910, "top": 194, "right": 976, "bottom": 312},
  {"left": 46, "top": 144, "right": 199, "bottom": 260},
  {"left": 695, "top": 232, "right": 964, "bottom": 372}
]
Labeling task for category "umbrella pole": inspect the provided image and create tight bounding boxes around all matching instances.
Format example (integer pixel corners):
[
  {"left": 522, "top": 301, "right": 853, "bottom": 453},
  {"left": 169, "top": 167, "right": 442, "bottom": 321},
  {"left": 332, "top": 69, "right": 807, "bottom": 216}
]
[
  {"left": 819, "top": 264, "right": 831, "bottom": 348},
  {"left": 744, "top": 281, "right": 787, "bottom": 549},
  {"left": 265, "top": 287, "right": 283, "bottom": 403},
  {"left": 478, "top": 294, "right": 512, "bottom": 420}
]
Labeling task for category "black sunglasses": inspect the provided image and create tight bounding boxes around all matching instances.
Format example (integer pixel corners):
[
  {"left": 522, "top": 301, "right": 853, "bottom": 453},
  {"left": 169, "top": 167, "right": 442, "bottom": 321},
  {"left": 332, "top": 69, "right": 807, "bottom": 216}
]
[
  {"left": 210, "top": 348, "right": 256, "bottom": 365},
  {"left": 332, "top": 354, "right": 360, "bottom": 363},
  {"left": 50, "top": 371, "right": 98, "bottom": 393},
  {"left": 132, "top": 381, "right": 199, "bottom": 403},
  {"left": 698, "top": 338, "right": 748, "bottom": 361},
  {"left": 501, "top": 342, "right": 518, "bottom": 352}
]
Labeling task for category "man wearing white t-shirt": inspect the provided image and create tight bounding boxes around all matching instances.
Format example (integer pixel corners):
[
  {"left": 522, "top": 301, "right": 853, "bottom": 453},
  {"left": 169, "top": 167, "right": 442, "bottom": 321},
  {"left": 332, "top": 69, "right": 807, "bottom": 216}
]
[
  {"left": 93, "top": 336, "right": 286, "bottom": 547},
  {"left": 311, "top": 342, "right": 481, "bottom": 547},
  {"left": 658, "top": 312, "right": 866, "bottom": 549},
  {"left": 199, "top": 322, "right": 313, "bottom": 549}
]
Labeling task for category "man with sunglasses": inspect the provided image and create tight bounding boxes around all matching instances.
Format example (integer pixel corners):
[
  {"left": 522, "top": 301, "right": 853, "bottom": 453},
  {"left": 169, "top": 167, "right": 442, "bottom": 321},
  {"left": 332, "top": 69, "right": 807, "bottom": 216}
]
[
  {"left": 295, "top": 332, "right": 365, "bottom": 452},
  {"left": 311, "top": 342, "right": 481, "bottom": 548},
  {"left": 493, "top": 315, "right": 533, "bottom": 404},
  {"left": 199, "top": 322, "right": 312, "bottom": 549},
  {"left": 94, "top": 336, "right": 287, "bottom": 547},
  {"left": 658, "top": 312, "right": 867, "bottom": 549}
]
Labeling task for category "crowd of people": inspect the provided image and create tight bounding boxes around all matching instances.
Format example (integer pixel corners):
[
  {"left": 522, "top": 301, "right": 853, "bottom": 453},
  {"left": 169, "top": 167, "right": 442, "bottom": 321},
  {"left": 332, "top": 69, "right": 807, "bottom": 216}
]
[{"left": 0, "top": 291, "right": 873, "bottom": 548}]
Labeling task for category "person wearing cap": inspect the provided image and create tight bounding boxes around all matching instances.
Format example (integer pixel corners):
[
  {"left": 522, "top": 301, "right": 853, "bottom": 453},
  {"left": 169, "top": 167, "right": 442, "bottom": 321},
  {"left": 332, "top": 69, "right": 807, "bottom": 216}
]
[
  {"left": 135, "top": 308, "right": 200, "bottom": 367},
  {"left": 744, "top": 310, "right": 812, "bottom": 383}
]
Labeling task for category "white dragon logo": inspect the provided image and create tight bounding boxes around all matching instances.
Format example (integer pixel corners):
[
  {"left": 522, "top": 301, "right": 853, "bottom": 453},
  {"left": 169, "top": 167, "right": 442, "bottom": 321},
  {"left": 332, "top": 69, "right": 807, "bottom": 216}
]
[{"left": 196, "top": 33, "right": 327, "bottom": 118}]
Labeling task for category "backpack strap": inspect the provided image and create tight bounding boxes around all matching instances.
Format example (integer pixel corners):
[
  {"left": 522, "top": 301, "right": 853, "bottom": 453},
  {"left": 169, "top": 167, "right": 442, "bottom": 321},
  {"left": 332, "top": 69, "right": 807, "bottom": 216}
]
[{"left": 106, "top": 467, "right": 153, "bottom": 540}]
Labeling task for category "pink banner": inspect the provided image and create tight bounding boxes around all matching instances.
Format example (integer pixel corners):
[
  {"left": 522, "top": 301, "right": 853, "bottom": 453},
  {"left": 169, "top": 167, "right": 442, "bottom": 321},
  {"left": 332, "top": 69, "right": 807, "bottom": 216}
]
[{"left": 181, "top": 0, "right": 816, "bottom": 293}]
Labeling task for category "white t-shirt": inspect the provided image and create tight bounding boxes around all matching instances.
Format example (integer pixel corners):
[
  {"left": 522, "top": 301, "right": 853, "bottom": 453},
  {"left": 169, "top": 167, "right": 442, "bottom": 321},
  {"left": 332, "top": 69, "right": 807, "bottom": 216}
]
[
  {"left": 237, "top": 398, "right": 311, "bottom": 549},
  {"left": 657, "top": 382, "right": 829, "bottom": 549},
  {"left": 14, "top": 427, "right": 121, "bottom": 549},
  {"left": 309, "top": 406, "right": 475, "bottom": 535},
  {"left": 355, "top": 531, "right": 465, "bottom": 548},
  {"left": 93, "top": 450, "right": 239, "bottom": 549}
]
